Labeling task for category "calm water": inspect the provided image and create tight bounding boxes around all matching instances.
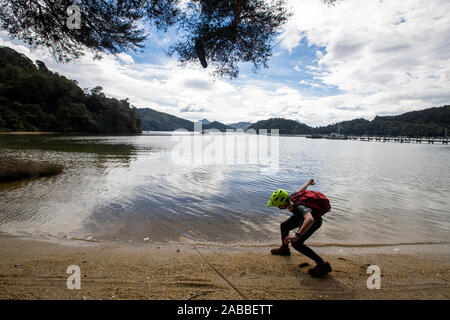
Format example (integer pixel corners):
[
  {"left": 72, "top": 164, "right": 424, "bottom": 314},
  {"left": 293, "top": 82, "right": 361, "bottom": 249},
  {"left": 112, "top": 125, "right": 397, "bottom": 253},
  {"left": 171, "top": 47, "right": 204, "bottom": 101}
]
[{"left": 0, "top": 133, "right": 449, "bottom": 247}]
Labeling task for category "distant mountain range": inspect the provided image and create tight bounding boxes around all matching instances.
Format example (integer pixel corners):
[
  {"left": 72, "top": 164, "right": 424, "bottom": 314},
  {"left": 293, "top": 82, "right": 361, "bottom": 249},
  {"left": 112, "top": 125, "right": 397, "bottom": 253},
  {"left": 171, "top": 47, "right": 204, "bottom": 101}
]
[
  {"left": 202, "top": 119, "right": 252, "bottom": 130},
  {"left": 227, "top": 121, "right": 252, "bottom": 130},
  {"left": 137, "top": 108, "right": 193, "bottom": 131},
  {"left": 139, "top": 105, "right": 449, "bottom": 137},
  {"left": 203, "top": 121, "right": 233, "bottom": 131},
  {"left": 138, "top": 110, "right": 254, "bottom": 132},
  {"left": 1, "top": 45, "right": 447, "bottom": 137},
  {"left": 137, "top": 109, "right": 234, "bottom": 132}
]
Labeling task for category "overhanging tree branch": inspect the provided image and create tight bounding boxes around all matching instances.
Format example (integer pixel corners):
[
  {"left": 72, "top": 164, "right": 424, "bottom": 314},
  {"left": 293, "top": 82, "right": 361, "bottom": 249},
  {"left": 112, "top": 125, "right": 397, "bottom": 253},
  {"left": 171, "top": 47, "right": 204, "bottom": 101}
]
[{"left": 0, "top": 0, "right": 304, "bottom": 78}]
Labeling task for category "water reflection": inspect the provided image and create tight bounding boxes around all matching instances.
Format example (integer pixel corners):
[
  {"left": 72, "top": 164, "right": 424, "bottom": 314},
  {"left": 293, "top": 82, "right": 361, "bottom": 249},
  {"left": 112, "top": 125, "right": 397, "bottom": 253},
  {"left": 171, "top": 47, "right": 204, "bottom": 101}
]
[{"left": 0, "top": 134, "right": 449, "bottom": 246}]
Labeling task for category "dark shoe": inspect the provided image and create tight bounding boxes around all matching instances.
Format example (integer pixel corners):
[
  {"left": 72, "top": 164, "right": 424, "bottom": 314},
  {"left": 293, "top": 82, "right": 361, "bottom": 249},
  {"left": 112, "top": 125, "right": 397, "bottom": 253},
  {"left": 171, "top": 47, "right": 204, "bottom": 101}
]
[
  {"left": 271, "top": 246, "right": 291, "bottom": 256},
  {"left": 308, "top": 261, "right": 332, "bottom": 277}
]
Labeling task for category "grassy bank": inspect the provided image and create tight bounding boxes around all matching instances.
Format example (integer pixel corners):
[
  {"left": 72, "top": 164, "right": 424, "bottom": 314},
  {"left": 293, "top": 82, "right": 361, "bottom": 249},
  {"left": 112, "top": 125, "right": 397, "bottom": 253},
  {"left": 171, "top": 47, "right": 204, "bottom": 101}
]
[{"left": 0, "top": 155, "right": 63, "bottom": 182}]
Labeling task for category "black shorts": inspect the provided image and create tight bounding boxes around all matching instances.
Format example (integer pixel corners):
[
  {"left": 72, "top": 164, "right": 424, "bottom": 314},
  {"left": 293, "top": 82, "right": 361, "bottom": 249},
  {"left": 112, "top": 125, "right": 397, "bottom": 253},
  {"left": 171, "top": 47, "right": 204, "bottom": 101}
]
[{"left": 294, "top": 204, "right": 321, "bottom": 221}]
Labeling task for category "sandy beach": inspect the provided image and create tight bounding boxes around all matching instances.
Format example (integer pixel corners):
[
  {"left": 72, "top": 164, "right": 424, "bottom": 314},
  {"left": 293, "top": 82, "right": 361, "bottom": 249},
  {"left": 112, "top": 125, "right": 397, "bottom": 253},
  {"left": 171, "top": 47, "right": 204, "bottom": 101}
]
[{"left": 0, "top": 234, "right": 448, "bottom": 300}]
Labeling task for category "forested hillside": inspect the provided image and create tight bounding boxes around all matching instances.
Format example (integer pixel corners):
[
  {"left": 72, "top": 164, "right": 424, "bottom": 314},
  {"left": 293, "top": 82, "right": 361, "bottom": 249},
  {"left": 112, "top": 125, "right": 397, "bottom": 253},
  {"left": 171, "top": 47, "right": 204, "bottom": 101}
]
[
  {"left": 0, "top": 46, "right": 141, "bottom": 133},
  {"left": 314, "top": 106, "right": 450, "bottom": 136},
  {"left": 250, "top": 106, "right": 450, "bottom": 137}
]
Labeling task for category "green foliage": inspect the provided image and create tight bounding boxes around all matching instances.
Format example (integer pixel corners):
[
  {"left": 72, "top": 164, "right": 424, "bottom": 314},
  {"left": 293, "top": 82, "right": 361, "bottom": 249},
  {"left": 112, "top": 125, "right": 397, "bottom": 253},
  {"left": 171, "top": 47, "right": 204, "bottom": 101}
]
[
  {"left": 249, "top": 118, "right": 312, "bottom": 134},
  {"left": 137, "top": 107, "right": 194, "bottom": 131},
  {"left": 0, "top": 0, "right": 291, "bottom": 78},
  {"left": 0, "top": 0, "right": 170, "bottom": 62},
  {"left": 313, "top": 118, "right": 370, "bottom": 135},
  {"left": 168, "top": 0, "right": 291, "bottom": 78},
  {"left": 315, "top": 107, "right": 450, "bottom": 137},
  {"left": 249, "top": 106, "right": 450, "bottom": 137},
  {"left": 0, "top": 46, "right": 141, "bottom": 133}
]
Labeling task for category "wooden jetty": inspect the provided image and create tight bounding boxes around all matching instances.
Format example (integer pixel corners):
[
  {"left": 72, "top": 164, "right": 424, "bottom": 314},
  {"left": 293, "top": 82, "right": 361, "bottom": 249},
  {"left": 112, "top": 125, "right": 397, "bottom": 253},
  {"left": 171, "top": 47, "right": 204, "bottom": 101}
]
[{"left": 346, "top": 136, "right": 449, "bottom": 144}]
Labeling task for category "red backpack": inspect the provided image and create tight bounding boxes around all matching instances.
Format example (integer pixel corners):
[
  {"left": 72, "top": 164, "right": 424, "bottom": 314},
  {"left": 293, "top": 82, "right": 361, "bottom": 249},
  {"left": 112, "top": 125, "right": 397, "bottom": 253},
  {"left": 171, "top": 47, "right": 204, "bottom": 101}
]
[{"left": 290, "top": 191, "right": 331, "bottom": 216}]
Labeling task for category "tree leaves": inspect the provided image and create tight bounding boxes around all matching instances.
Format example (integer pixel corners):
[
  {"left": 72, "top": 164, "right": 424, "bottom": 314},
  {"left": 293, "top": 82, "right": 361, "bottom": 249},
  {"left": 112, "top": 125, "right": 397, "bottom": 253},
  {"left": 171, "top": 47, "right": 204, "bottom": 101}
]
[
  {"left": 0, "top": 0, "right": 291, "bottom": 78},
  {"left": 168, "top": 0, "right": 291, "bottom": 78}
]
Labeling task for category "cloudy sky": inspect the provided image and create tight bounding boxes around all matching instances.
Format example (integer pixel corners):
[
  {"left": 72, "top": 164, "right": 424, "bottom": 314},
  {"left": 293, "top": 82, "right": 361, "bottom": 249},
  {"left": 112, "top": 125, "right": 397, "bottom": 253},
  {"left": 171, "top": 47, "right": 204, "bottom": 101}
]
[{"left": 1, "top": 0, "right": 449, "bottom": 127}]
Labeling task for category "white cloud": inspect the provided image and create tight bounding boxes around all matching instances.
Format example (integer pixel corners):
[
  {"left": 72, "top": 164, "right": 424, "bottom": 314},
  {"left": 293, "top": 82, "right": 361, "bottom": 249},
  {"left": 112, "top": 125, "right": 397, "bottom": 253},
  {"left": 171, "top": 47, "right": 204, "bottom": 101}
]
[
  {"left": 299, "top": 79, "right": 321, "bottom": 88},
  {"left": 0, "top": 33, "right": 288, "bottom": 124},
  {"left": 315, "top": 50, "right": 323, "bottom": 60},
  {"left": 116, "top": 53, "right": 134, "bottom": 65},
  {"left": 278, "top": 0, "right": 450, "bottom": 120}
]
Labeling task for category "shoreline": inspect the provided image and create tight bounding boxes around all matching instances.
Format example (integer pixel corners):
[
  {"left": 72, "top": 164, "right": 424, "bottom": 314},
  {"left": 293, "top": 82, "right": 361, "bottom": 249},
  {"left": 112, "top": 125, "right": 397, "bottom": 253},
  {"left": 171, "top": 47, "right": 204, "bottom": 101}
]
[
  {"left": 3, "top": 230, "right": 449, "bottom": 254},
  {"left": 0, "top": 131, "right": 61, "bottom": 135},
  {"left": 0, "top": 235, "right": 448, "bottom": 300}
]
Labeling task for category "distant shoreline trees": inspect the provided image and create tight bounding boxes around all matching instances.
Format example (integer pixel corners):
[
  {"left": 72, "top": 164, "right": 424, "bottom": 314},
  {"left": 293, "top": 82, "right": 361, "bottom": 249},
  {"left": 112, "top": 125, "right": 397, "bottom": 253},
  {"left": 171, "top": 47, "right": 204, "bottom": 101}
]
[{"left": 249, "top": 106, "right": 450, "bottom": 138}]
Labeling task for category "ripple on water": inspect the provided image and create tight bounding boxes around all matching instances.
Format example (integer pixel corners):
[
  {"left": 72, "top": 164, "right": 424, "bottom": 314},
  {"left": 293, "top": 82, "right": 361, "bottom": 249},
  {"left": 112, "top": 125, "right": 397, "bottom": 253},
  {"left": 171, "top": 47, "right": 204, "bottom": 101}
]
[{"left": 0, "top": 134, "right": 449, "bottom": 246}]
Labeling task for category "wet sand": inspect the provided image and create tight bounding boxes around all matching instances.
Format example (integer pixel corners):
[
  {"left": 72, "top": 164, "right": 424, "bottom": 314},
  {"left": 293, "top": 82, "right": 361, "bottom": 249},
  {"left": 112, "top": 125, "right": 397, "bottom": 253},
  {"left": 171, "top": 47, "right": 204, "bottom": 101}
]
[{"left": 0, "top": 235, "right": 449, "bottom": 300}]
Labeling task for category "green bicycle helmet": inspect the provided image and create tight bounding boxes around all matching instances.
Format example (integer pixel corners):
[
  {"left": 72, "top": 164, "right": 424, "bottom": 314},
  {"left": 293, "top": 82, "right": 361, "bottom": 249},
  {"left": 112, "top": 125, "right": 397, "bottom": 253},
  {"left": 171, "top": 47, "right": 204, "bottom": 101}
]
[{"left": 267, "top": 189, "right": 290, "bottom": 207}]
